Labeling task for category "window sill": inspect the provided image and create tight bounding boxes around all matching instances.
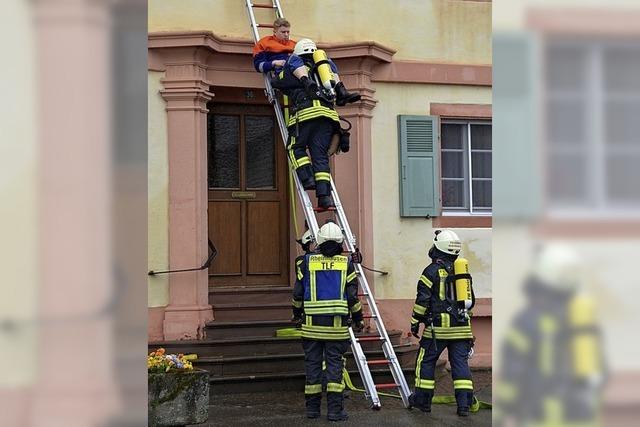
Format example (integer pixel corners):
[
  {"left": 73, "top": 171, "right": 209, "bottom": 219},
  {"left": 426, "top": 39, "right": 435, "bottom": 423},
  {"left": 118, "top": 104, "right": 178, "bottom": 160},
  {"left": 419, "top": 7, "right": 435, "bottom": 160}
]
[{"left": 432, "top": 215, "right": 492, "bottom": 228}]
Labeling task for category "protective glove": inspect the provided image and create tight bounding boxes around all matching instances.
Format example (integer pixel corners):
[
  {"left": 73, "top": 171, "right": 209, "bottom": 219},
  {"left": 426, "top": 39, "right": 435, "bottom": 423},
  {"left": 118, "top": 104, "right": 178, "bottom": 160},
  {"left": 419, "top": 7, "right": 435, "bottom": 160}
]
[
  {"left": 410, "top": 322, "right": 421, "bottom": 339},
  {"left": 291, "top": 315, "right": 303, "bottom": 329},
  {"left": 350, "top": 247, "right": 362, "bottom": 264},
  {"left": 353, "top": 320, "right": 365, "bottom": 333},
  {"left": 338, "top": 130, "right": 350, "bottom": 153},
  {"left": 300, "top": 76, "right": 319, "bottom": 97}
]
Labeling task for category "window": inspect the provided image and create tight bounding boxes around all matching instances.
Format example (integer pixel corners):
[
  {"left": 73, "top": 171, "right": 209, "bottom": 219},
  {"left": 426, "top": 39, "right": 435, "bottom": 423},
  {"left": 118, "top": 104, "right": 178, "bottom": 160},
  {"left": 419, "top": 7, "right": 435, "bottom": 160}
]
[
  {"left": 545, "top": 40, "right": 640, "bottom": 215},
  {"left": 441, "top": 121, "right": 492, "bottom": 214}
]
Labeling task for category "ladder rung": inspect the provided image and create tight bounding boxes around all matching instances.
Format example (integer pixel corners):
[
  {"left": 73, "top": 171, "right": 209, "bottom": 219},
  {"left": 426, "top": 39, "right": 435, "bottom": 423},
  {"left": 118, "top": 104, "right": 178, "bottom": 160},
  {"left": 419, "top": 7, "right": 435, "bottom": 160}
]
[
  {"left": 357, "top": 335, "right": 384, "bottom": 342},
  {"left": 357, "top": 293, "right": 368, "bottom": 297},
  {"left": 367, "top": 359, "right": 391, "bottom": 365},
  {"left": 313, "top": 206, "right": 336, "bottom": 212},
  {"left": 362, "top": 314, "right": 377, "bottom": 319},
  {"left": 257, "top": 23, "right": 274, "bottom": 28},
  {"left": 374, "top": 383, "right": 398, "bottom": 389},
  {"left": 251, "top": 3, "right": 275, "bottom": 8}
]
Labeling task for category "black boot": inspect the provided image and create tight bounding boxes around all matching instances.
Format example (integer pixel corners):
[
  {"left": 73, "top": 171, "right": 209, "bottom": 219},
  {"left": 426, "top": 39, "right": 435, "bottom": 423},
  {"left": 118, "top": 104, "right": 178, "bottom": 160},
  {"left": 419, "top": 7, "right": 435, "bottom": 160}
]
[
  {"left": 317, "top": 195, "right": 335, "bottom": 210},
  {"left": 457, "top": 406, "right": 469, "bottom": 417},
  {"left": 305, "top": 394, "right": 321, "bottom": 419},
  {"left": 408, "top": 390, "right": 432, "bottom": 413},
  {"left": 327, "top": 392, "right": 348, "bottom": 422},
  {"left": 335, "top": 82, "right": 361, "bottom": 106}
]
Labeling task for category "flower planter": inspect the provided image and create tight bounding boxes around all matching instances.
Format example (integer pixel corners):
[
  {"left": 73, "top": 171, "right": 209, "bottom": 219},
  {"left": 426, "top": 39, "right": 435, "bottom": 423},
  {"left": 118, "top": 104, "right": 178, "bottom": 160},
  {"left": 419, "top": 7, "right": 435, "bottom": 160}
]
[{"left": 148, "top": 369, "right": 209, "bottom": 426}]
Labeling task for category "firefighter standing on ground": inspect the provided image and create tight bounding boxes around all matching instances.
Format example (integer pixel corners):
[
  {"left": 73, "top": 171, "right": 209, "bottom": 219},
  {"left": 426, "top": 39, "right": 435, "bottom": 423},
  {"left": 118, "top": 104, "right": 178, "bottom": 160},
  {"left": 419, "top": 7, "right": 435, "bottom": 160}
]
[
  {"left": 276, "top": 38, "right": 360, "bottom": 210},
  {"left": 292, "top": 222, "right": 364, "bottom": 421},
  {"left": 409, "top": 229, "right": 476, "bottom": 417}
]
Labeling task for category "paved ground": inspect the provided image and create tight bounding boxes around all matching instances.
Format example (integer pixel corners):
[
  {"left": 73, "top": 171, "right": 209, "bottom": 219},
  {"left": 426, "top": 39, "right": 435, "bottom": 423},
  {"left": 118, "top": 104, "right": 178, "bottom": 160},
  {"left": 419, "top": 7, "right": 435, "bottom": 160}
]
[{"left": 194, "top": 370, "right": 492, "bottom": 426}]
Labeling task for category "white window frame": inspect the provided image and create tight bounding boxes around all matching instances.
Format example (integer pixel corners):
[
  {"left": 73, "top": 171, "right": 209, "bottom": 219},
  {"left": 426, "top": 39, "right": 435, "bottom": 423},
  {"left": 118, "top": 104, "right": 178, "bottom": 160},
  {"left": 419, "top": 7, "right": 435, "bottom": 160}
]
[
  {"left": 440, "top": 120, "right": 492, "bottom": 216},
  {"left": 544, "top": 39, "right": 640, "bottom": 218}
]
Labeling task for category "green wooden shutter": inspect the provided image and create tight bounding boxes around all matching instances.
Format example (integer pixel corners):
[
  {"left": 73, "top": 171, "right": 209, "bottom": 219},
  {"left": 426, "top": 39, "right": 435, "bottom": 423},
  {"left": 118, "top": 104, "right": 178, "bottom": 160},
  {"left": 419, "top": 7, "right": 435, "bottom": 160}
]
[
  {"left": 398, "top": 115, "right": 440, "bottom": 217},
  {"left": 493, "top": 32, "right": 540, "bottom": 220}
]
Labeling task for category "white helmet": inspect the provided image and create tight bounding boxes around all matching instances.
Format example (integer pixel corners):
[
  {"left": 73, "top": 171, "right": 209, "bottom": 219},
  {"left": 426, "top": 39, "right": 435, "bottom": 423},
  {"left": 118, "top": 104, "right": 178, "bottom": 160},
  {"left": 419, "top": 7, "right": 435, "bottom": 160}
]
[
  {"left": 316, "top": 222, "right": 343, "bottom": 245},
  {"left": 300, "top": 230, "right": 313, "bottom": 245},
  {"left": 433, "top": 229, "right": 462, "bottom": 255},
  {"left": 533, "top": 243, "right": 582, "bottom": 290},
  {"left": 293, "top": 38, "right": 317, "bottom": 56}
]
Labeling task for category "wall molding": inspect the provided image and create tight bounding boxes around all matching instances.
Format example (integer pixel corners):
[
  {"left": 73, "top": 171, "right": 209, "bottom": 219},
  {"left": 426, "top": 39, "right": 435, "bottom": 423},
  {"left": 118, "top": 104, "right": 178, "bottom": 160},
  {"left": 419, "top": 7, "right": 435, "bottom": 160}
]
[
  {"left": 430, "top": 102, "right": 492, "bottom": 119},
  {"left": 373, "top": 60, "right": 492, "bottom": 86}
]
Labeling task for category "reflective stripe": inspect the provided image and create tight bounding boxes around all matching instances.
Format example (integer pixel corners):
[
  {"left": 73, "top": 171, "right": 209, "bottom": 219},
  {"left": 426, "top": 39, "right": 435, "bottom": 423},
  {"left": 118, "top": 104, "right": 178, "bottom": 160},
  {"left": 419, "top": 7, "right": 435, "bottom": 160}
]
[
  {"left": 333, "top": 316, "right": 342, "bottom": 328},
  {"left": 346, "top": 272, "right": 357, "bottom": 282},
  {"left": 310, "top": 266, "right": 317, "bottom": 302},
  {"left": 440, "top": 313, "right": 450, "bottom": 328},
  {"left": 340, "top": 269, "right": 346, "bottom": 300},
  {"left": 304, "top": 307, "right": 349, "bottom": 315},
  {"left": 453, "top": 379, "right": 473, "bottom": 390},
  {"left": 305, "top": 384, "right": 322, "bottom": 394},
  {"left": 438, "top": 269, "right": 447, "bottom": 300},
  {"left": 410, "top": 317, "right": 420, "bottom": 325},
  {"left": 350, "top": 301, "right": 362, "bottom": 313},
  {"left": 301, "top": 328, "right": 350, "bottom": 340},
  {"left": 423, "top": 325, "right": 473, "bottom": 340},
  {"left": 540, "top": 316, "right": 557, "bottom": 376},
  {"left": 288, "top": 106, "right": 339, "bottom": 127},
  {"left": 296, "top": 156, "right": 311, "bottom": 167},
  {"left": 416, "top": 379, "right": 435, "bottom": 390},
  {"left": 414, "top": 347, "right": 425, "bottom": 388},
  {"left": 506, "top": 328, "right": 530, "bottom": 353},
  {"left": 419, "top": 275, "right": 432, "bottom": 288},
  {"left": 496, "top": 381, "right": 518, "bottom": 401},
  {"left": 413, "top": 304, "right": 427, "bottom": 315},
  {"left": 292, "top": 299, "right": 303, "bottom": 308},
  {"left": 327, "top": 382, "right": 345, "bottom": 393},
  {"left": 315, "top": 172, "right": 332, "bottom": 182}
]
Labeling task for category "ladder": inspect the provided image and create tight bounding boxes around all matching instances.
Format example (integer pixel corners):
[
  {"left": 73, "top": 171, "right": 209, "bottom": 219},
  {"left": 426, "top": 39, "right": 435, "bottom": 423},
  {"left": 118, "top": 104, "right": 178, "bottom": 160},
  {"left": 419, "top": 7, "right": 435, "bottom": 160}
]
[{"left": 244, "top": 0, "right": 411, "bottom": 409}]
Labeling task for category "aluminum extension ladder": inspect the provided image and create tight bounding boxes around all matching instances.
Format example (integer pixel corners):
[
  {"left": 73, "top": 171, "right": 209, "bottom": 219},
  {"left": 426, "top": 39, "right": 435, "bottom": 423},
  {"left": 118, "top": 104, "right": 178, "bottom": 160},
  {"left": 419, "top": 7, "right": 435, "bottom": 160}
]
[{"left": 244, "top": 0, "right": 411, "bottom": 409}]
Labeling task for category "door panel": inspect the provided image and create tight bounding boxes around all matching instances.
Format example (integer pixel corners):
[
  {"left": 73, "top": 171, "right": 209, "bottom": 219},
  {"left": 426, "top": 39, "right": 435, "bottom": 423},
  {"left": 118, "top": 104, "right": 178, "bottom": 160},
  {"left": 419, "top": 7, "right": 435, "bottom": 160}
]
[
  {"left": 208, "top": 201, "right": 242, "bottom": 275},
  {"left": 207, "top": 103, "right": 289, "bottom": 287},
  {"left": 247, "top": 201, "right": 281, "bottom": 275}
]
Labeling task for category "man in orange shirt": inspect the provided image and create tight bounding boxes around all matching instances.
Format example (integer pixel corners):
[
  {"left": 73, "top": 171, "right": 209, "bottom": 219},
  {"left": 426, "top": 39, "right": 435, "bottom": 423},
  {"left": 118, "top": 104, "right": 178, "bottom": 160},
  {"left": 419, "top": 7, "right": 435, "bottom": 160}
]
[{"left": 252, "top": 18, "right": 296, "bottom": 74}]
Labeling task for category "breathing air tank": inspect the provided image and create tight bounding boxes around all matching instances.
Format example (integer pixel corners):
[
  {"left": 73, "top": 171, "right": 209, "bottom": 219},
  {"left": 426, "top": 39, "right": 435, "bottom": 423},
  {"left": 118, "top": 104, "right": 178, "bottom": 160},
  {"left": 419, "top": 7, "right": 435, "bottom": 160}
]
[
  {"left": 454, "top": 258, "right": 473, "bottom": 310},
  {"left": 312, "top": 49, "right": 336, "bottom": 92}
]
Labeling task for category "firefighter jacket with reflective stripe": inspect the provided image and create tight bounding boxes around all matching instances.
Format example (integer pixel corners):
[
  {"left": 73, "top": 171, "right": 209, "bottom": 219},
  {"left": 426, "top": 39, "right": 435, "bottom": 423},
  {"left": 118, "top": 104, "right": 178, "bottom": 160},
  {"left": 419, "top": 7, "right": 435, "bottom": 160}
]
[
  {"left": 292, "top": 253, "right": 363, "bottom": 340},
  {"left": 278, "top": 55, "right": 339, "bottom": 128},
  {"left": 411, "top": 257, "right": 474, "bottom": 340}
]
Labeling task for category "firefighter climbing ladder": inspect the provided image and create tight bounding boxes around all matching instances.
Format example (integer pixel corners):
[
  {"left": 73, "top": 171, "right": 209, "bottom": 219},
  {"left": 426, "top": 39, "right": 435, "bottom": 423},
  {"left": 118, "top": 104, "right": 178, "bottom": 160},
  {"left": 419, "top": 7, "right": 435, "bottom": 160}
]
[{"left": 244, "top": 0, "right": 411, "bottom": 409}]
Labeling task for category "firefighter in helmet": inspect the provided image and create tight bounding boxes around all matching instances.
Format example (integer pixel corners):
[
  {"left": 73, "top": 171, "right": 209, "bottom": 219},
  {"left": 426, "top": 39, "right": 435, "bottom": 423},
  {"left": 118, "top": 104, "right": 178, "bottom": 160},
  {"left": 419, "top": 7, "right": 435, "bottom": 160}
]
[
  {"left": 275, "top": 38, "right": 359, "bottom": 210},
  {"left": 292, "top": 222, "right": 364, "bottom": 421},
  {"left": 409, "top": 229, "right": 476, "bottom": 416}
]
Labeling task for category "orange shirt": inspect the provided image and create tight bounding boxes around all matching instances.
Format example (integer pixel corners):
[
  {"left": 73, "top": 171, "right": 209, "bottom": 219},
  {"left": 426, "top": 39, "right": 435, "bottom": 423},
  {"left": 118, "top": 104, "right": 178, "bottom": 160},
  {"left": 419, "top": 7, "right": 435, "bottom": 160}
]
[{"left": 252, "top": 35, "right": 296, "bottom": 56}]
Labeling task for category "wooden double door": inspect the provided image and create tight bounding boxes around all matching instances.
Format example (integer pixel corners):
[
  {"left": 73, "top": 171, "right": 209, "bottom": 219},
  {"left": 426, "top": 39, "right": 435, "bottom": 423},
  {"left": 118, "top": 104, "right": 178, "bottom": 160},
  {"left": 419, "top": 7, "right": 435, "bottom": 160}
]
[{"left": 207, "top": 103, "right": 290, "bottom": 287}]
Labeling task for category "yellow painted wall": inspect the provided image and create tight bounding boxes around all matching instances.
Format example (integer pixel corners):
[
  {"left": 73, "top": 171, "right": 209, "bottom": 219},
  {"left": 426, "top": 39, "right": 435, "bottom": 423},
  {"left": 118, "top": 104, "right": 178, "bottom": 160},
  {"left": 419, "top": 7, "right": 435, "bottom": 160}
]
[
  {"left": 0, "top": 0, "right": 37, "bottom": 387},
  {"left": 149, "top": 0, "right": 491, "bottom": 64},
  {"left": 371, "top": 83, "right": 493, "bottom": 299},
  {"left": 148, "top": 71, "right": 170, "bottom": 308}
]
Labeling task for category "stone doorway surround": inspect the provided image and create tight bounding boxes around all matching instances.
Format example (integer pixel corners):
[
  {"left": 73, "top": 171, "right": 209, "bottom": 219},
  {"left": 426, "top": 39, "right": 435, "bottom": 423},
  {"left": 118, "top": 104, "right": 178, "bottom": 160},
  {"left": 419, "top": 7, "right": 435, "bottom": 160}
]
[{"left": 148, "top": 31, "right": 395, "bottom": 340}]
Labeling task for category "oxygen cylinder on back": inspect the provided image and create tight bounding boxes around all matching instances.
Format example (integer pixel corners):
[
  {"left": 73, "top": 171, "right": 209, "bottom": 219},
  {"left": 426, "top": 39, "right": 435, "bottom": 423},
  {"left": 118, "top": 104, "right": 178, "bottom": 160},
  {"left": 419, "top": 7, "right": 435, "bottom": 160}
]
[
  {"left": 454, "top": 258, "right": 473, "bottom": 310},
  {"left": 312, "top": 49, "right": 336, "bottom": 92}
]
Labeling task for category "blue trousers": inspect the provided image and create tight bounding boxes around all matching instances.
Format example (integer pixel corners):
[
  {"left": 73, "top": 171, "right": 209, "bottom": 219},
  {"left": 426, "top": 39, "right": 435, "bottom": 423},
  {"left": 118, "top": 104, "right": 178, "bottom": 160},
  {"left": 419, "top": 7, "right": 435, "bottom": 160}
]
[
  {"left": 414, "top": 338, "right": 474, "bottom": 409},
  {"left": 288, "top": 118, "right": 335, "bottom": 198}
]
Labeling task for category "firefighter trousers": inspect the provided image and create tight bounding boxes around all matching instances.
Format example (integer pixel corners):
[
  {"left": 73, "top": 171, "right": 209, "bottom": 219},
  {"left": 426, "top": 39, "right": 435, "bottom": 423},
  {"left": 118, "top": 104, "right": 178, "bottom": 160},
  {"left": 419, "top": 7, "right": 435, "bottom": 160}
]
[
  {"left": 288, "top": 118, "right": 336, "bottom": 198},
  {"left": 414, "top": 338, "right": 474, "bottom": 409},
  {"left": 302, "top": 338, "right": 349, "bottom": 416}
]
